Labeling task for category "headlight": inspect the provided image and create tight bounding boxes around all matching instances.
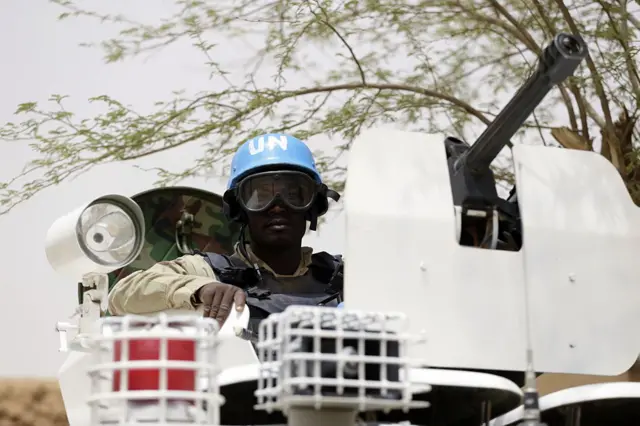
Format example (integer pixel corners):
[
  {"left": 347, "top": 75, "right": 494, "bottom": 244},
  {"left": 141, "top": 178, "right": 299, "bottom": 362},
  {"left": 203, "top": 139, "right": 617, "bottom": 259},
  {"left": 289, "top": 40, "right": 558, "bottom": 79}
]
[{"left": 45, "top": 194, "right": 145, "bottom": 277}]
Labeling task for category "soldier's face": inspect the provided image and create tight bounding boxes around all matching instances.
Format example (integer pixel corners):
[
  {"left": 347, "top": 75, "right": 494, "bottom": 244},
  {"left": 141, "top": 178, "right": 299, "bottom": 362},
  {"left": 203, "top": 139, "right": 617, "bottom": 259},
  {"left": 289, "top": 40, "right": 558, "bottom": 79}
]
[{"left": 246, "top": 200, "right": 307, "bottom": 248}]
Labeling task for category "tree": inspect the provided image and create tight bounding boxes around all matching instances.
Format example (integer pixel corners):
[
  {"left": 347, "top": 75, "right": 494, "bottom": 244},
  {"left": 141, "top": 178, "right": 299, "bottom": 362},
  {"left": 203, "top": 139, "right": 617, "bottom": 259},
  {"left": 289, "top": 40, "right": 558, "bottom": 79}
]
[{"left": 1, "top": 0, "right": 638, "bottom": 214}]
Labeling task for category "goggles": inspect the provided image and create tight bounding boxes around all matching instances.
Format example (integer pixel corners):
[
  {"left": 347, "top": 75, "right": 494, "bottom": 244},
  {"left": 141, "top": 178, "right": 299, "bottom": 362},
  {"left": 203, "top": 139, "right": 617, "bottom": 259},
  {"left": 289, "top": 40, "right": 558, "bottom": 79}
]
[{"left": 236, "top": 171, "right": 320, "bottom": 213}]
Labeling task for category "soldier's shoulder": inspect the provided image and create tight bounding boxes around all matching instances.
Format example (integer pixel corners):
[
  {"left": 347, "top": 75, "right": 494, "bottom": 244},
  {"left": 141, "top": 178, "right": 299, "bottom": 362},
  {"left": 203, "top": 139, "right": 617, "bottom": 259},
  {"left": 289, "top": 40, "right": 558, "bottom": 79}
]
[
  {"left": 311, "top": 250, "right": 343, "bottom": 257},
  {"left": 171, "top": 253, "right": 217, "bottom": 271},
  {"left": 311, "top": 251, "right": 344, "bottom": 266}
]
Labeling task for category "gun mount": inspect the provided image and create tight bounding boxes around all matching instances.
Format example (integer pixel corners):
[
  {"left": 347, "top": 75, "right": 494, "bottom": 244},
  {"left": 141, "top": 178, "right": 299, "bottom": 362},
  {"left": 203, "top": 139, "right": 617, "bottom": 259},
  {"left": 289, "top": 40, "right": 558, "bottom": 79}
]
[
  {"left": 445, "top": 33, "right": 588, "bottom": 251},
  {"left": 51, "top": 149, "right": 640, "bottom": 426}
]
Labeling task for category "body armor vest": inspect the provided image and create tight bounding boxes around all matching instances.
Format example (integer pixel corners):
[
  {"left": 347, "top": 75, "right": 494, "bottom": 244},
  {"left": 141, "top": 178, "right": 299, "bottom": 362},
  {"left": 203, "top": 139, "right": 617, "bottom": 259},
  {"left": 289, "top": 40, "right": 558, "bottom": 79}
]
[{"left": 199, "top": 250, "right": 343, "bottom": 334}]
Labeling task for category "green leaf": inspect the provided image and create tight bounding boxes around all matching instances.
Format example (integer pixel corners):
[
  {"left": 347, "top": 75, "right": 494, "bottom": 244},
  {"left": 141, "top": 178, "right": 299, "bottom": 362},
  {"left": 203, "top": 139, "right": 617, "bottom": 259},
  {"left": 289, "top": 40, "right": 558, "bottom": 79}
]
[{"left": 1, "top": 0, "right": 638, "bottom": 214}]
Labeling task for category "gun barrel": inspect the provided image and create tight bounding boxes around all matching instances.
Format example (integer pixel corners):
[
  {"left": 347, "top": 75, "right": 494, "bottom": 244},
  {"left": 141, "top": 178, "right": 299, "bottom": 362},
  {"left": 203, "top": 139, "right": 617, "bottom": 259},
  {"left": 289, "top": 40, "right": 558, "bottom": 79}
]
[{"left": 457, "top": 33, "right": 588, "bottom": 173}]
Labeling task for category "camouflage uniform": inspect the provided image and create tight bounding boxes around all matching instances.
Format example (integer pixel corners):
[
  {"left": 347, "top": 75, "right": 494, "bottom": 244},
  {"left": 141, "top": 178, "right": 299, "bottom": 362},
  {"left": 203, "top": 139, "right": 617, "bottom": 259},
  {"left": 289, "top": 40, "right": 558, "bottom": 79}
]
[{"left": 107, "top": 243, "right": 314, "bottom": 316}]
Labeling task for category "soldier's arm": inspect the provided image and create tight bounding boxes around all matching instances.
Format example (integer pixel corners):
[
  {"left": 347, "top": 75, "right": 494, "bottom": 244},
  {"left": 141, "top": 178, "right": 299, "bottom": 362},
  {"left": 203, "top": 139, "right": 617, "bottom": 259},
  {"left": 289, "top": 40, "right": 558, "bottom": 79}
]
[{"left": 108, "top": 254, "right": 217, "bottom": 316}]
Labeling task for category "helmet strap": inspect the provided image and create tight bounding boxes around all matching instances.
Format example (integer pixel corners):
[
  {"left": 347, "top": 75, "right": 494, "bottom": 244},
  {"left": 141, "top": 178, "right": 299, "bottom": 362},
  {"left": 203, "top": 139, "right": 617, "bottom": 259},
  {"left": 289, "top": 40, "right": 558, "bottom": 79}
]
[
  {"left": 309, "top": 211, "right": 318, "bottom": 231},
  {"left": 238, "top": 224, "right": 264, "bottom": 283},
  {"left": 326, "top": 188, "right": 341, "bottom": 202}
]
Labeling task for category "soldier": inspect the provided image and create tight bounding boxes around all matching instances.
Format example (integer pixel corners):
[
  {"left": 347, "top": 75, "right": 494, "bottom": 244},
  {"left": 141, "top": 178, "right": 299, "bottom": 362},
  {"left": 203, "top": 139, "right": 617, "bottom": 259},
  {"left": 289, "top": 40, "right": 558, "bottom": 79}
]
[{"left": 108, "top": 133, "right": 343, "bottom": 332}]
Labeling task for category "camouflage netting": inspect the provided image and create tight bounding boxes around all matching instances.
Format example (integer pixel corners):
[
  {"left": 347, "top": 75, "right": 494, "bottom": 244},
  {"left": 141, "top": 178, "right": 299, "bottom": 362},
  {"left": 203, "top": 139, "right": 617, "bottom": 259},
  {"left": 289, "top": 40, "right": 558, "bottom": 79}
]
[
  {"left": 0, "top": 379, "right": 68, "bottom": 426},
  {"left": 104, "top": 186, "right": 241, "bottom": 299}
]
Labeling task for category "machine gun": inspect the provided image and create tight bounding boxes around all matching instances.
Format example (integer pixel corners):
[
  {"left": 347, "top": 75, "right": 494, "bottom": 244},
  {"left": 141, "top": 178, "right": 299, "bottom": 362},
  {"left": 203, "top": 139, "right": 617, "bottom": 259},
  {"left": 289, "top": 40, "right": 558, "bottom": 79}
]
[
  {"left": 445, "top": 33, "right": 588, "bottom": 251},
  {"left": 445, "top": 33, "right": 589, "bottom": 426}
]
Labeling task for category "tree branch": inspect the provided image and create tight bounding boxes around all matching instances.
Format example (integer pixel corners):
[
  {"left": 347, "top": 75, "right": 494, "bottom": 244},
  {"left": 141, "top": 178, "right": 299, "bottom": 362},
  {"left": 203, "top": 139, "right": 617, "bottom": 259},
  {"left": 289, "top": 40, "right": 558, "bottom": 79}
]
[
  {"left": 284, "top": 82, "right": 490, "bottom": 124},
  {"left": 596, "top": 0, "right": 640, "bottom": 105},
  {"left": 4, "top": 0, "right": 637, "bottom": 213},
  {"left": 309, "top": 1, "right": 367, "bottom": 85},
  {"left": 528, "top": 0, "right": 589, "bottom": 134},
  {"left": 459, "top": 1, "right": 581, "bottom": 131},
  {"left": 552, "top": 0, "right": 621, "bottom": 170}
]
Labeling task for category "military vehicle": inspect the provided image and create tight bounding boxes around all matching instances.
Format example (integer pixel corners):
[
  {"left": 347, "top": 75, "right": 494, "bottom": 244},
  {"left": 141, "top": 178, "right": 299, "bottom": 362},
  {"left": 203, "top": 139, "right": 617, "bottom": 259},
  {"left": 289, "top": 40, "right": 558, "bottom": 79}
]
[{"left": 46, "top": 33, "right": 639, "bottom": 426}]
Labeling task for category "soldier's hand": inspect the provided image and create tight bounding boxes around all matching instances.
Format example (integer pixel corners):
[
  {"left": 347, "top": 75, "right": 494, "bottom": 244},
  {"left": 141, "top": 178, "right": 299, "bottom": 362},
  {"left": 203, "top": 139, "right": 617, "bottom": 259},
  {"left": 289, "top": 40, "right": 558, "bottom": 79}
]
[{"left": 196, "top": 282, "right": 246, "bottom": 326}]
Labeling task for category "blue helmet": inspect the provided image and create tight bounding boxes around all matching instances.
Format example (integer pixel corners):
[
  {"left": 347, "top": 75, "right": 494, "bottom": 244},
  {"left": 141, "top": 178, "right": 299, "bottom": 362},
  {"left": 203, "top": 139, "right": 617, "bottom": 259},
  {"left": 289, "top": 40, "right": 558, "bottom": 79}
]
[
  {"left": 222, "top": 133, "right": 339, "bottom": 230},
  {"left": 227, "top": 133, "right": 322, "bottom": 190}
]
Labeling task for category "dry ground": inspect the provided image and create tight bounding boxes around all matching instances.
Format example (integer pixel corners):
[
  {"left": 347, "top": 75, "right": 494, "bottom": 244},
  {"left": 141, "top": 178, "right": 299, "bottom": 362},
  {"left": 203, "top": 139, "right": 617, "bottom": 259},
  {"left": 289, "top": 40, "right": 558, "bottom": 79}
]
[
  {"left": 0, "top": 379, "right": 67, "bottom": 426},
  {"left": 0, "top": 370, "right": 638, "bottom": 426}
]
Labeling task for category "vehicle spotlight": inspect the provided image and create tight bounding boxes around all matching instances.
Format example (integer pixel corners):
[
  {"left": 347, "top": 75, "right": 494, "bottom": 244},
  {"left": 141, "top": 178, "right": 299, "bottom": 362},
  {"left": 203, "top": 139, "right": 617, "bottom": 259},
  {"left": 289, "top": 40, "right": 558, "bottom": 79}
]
[{"left": 45, "top": 194, "right": 145, "bottom": 278}]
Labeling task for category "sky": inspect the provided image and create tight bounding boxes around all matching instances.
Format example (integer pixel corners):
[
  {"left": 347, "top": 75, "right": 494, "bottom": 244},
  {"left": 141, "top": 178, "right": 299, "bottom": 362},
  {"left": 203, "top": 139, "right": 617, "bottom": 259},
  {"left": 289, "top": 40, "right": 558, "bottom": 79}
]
[{"left": 0, "top": 0, "right": 347, "bottom": 377}]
